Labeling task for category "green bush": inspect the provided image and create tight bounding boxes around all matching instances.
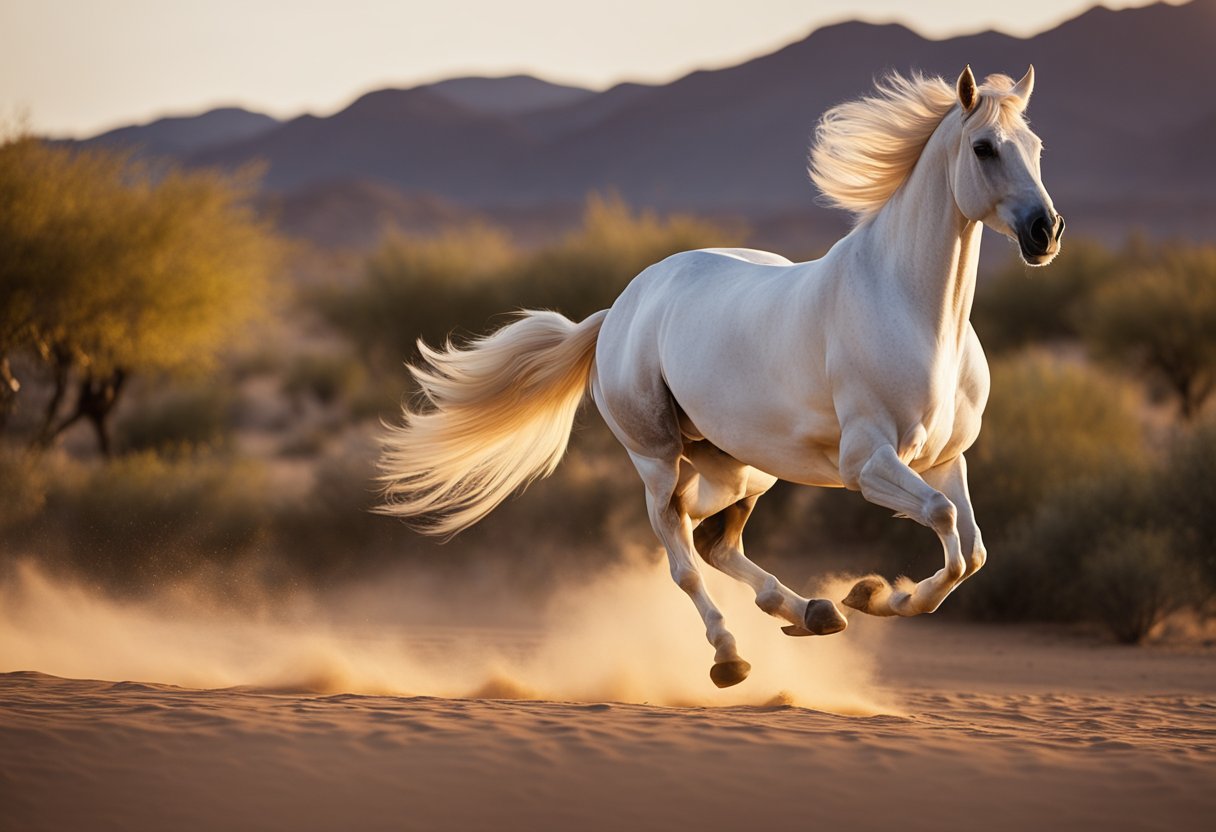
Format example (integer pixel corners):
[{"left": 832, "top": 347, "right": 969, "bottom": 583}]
[
  {"left": 1083, "top": 529, "right": 1190, "bottom": 644},
  {"left": 20, "top": 452, "right": 270, "bottom": 585},
  {"left": 961, "top": 469, "right": 1155, "bottom": 621},
  {"left": 968, "top": 350, "right": 1147, "bottom": 537},
  {"left": 962, "top": 416, "right": 1216, "bottom": 627},
  {"left": 1079, "top": 246, "right": 1216, "bottom": 419},
  {"left": 0, "top": 136, "right": 278, "bottom": 455},
  {"left": 314, "top": 195, "right": 739, "bottom": 374},
  {"left": 117, "top": 386, "right": 234, "bottom": 453},
  {"left": 1157, "top": 418, "right": 1216, "bottom": 596},
  {"left": 952, "top": 351, "right": 1155, "bottom": 622},
  {"left": 314, "top": 223, "right": 519, "bottom": 368},
  {"left": 972, "top": 240, "right": 1119, "bottom": 353},
  {"left": 283, "top": 352, "right": 367, "bottom": 407},
  {"left": 505, "top": 194, "right": 738, "bottom": 321}
]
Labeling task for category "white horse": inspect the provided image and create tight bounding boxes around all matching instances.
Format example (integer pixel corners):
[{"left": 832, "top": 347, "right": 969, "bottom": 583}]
[{"left": 379, "top": 66, "right": 1064, "bottom": 688}]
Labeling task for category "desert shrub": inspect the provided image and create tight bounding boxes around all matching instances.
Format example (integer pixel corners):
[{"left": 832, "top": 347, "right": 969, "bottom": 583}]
[
  {"left": 314, "top": 224, "right": 518, "bottom": 367},
  {"left": 967, "top": 350, "right": 1146, "bottom": 538},
  {"left": 962, "top": 420, "right": 1216, "bottom": 627},
  {"left": 230, "top": 345, "right": 285, "bottom": 379},
  {"left": 348, "top": 371, "right": 409, "bottom": 423},
  {"left": 972, "top": 240, "right": 1119, "bottom": 353},
  {"left": 1079, "top": 246, "right": 1216, "bottom": 419},
  {"left": 503, "top": 194, "right": 739, "bottom": 320},
  {"left": 117, "top": 386, "right": 234, "bottom": 453},
  {"left": 270, "top": 450, "right": 404, "bottom": 579},
  {"left": 742, "top": 481, "right": 940, "bottom": 583},
  {"left": 1156, "top": 418, "right": 1216, "bottom": 597},
  {"left": 283, "top": 352, "right": 367, "bottom": 408},
  {"left": 22, "top": 452, "right": 270, "bottom": 585},
  {"left": 1083, "top": 529, "right": 1191, "bottom": 644},
  {"left": 265, "top": 416, "right": 653, "bottom": 588},
  {"left": 951, "top": 351, "right": 1155, "bottom": 622},
  {"left": 0, "top": 136, "right": 278, "bottom": 454},
  {"left": 315, "top": 195, "right": 738, "bottom": 374},
  {"left": 961, "top": 468, "right": 1156, "bottom": 621}
]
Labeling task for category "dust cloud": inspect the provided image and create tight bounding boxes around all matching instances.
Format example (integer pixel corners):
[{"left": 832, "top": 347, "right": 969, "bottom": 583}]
[{"left": 0, "top": 556, "right": 895, "bottom": 714}]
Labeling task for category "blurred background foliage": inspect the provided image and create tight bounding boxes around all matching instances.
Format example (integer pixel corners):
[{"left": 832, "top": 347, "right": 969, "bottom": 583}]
[
  {"left": 0, "top": 135, "right": 278, "bottom": 453},
  {"left": 1, "top": 135, "right": 1213, "bottom": 644}
]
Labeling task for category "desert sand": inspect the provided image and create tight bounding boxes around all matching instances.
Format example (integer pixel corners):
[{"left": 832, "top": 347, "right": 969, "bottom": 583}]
[{"left": 1, "top": 562, "right": 1213, "bottom": 831}]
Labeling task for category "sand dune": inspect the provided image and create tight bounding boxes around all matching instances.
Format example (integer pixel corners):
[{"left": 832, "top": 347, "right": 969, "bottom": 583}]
[{"left": 2, "top": 616, "right": 1213, "bottom": 832}]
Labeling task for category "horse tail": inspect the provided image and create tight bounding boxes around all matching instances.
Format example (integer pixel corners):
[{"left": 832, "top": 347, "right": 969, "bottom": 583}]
[{"left": 376, "top": 309, "right": 608, "bottom": 537}]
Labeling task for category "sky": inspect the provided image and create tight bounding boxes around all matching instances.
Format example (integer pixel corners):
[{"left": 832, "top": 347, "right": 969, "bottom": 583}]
[{"left": 0, "top": 0, "right": 1183, "bottom": 138}]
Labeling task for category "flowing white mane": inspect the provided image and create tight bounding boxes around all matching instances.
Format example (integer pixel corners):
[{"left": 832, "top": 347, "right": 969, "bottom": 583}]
[{"left": 809, "top": 71, "right": 1022, "bottom": 222}]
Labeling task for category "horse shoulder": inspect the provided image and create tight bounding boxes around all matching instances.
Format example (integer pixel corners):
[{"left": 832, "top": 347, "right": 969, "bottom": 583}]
[{"left": 831, "top": 321, "right": 989, "bottom": 476}]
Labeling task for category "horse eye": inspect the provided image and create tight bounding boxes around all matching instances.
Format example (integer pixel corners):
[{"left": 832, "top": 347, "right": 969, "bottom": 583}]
[{"left": 973, "top": 141, "right": 997, "bottom": 160}]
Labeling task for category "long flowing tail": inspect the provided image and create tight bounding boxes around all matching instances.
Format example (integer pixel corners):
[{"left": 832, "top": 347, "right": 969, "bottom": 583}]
[{"left": 376, "top": 309, "right": 608, "bottom": 536}]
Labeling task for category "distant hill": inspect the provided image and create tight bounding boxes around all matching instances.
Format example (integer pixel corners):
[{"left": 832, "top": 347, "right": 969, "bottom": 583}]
[
  {"left": 421, "top": 75, "right": 595, "bottom": 116},
  {"left": 81, "top": 107, "right": 279, "bottom": 159},
  {"left": 193, "top": 87, "right": 539, "bottom": 200},
  {"left": 71, "top": 1, "right": 1216, "bottom": 247}
]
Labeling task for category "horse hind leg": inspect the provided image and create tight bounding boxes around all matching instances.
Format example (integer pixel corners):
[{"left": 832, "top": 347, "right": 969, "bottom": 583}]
[
  {"left": 694, "top": 494, "right": 848, "bottom": 638},
  {"left": 594, "top": 372, "right": 752, "bottom": 686},
  {"left": 629, "top": 452, "right": 751, "bottom": 688}
]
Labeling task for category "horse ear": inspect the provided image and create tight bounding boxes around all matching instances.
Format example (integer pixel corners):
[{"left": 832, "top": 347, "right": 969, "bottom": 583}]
[
  {"left": 957, "top": 65, "right": 977, "bottom": 112},
  {"left": 1011, "top": 65, "right": 1035, "bottom": 106}
]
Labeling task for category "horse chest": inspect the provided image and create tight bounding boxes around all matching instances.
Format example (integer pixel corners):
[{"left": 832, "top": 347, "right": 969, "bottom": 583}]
[{"left": 900, "top": 362, "right": 985, "bottom": 470}]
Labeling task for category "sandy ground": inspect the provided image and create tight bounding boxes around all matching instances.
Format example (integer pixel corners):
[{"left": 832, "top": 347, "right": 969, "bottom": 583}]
[{"left": 2, "top": 615, "right": 1213, "bottom": 832}]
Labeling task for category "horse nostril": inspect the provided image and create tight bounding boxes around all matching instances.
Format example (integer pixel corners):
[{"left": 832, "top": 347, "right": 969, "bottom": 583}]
[
  {"left": 1053, "top": 213, "right": 1066, "bottom": 241},
  {"left": 1030, "top": 213, "right": 1052, "bottom": 250}
]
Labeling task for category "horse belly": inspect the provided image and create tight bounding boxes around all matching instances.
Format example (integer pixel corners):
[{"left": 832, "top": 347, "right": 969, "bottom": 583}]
[
  {"left": 677, "top": 401, "right": 845, "bottom": 488},
  {"left": 676, "top": 440, "right": 779, "bottom": 519}
]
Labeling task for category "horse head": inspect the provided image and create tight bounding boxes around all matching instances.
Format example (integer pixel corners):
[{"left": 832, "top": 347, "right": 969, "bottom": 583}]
[{"left": 950, "top": 65, "right": 1064, "bottom": 266}]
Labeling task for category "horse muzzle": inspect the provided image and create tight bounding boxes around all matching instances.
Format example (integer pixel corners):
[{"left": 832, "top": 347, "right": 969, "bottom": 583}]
[{"left": 1016, "top": 209, "right": 1065, "bottom": 266}]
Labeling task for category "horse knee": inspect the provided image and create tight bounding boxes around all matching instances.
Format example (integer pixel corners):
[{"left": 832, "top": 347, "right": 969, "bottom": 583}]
[
  {"left": 755, "top": 589, "right": 784, "bottom": 614},
  {"left": 926, "top": 492, "right": 956, "bottom": 535}
]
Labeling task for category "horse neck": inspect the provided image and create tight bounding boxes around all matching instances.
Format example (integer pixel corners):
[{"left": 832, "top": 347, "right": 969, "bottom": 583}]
[{"left": 856, "top": 115, "right": 982, "bottom": 344}]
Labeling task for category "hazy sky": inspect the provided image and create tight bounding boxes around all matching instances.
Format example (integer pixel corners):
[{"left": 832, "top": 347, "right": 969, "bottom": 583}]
[{"left": 1, "top": 0, "right": 1181, "bottom": 137}]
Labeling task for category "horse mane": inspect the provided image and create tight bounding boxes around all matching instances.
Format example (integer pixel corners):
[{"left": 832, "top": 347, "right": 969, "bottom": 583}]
[{"left": 809, "top": 71, "right": 1021, "bottom": 222}]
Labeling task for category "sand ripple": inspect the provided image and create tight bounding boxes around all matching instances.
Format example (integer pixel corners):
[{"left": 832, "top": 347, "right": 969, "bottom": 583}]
[{"left": 2, "top": 665, "right": 1213, "bottom": 832}]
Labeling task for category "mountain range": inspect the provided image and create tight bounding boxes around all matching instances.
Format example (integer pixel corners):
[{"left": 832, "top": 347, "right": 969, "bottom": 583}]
[{"left": 70, "top": 0, "right": 1216, "bottom": 250}]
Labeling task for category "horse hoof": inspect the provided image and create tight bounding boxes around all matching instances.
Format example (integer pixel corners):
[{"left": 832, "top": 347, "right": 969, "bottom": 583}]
[
  {"left": 841, "top": 575, "right": 896, "bottom": 616},
  {"left": 781, "top": 599, "right": 848, "bottom": 636},
  {"left": 710, "top": 659, "right": 751, "bottom": 688},
  {"left": 804, "top": 598, "right": 848, "bottom": 634}
]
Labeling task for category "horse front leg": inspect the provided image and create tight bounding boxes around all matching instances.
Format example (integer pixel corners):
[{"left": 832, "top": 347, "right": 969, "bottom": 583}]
[
  {"left": 924, "top": 454, "right": 986, "bottom": 582},
  {"left": 840, "top": 445, "right": 971, "bottom": 617}
]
